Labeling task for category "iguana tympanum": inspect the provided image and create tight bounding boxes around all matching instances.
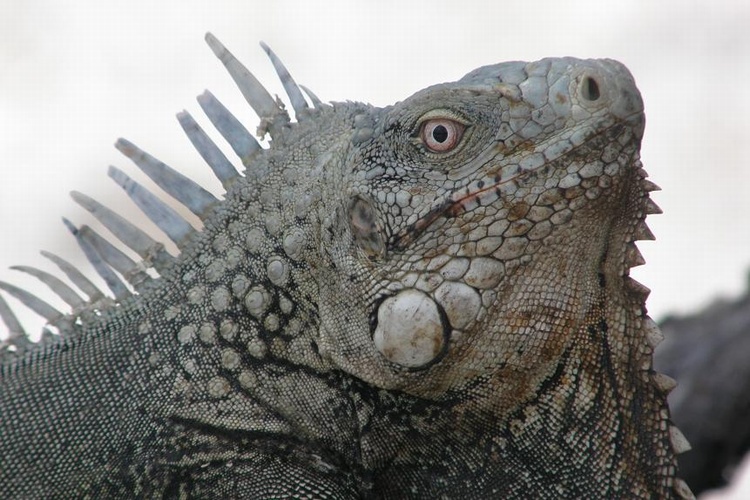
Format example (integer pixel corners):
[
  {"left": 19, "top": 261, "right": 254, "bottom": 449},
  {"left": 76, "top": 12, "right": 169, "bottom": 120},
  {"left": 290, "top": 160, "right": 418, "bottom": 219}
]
[{"left": 0, "top": 34, "right": 694, "bottom": 498}]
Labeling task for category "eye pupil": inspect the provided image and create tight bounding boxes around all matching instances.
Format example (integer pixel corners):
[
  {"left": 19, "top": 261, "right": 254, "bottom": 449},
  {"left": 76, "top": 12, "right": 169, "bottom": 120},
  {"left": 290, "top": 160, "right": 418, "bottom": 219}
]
[
  {"left": 432, "top": 125, "right": 449, "bottom": 143},
  {"left": 420, "top": 117, "right": 465, "bottom": 153}
]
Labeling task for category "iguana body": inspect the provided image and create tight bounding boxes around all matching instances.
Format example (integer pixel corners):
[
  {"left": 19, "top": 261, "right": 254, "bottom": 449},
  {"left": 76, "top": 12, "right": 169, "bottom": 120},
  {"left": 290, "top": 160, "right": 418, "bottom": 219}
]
[{"left": 0, "top": 34, "right": 693, "bottom": 498}]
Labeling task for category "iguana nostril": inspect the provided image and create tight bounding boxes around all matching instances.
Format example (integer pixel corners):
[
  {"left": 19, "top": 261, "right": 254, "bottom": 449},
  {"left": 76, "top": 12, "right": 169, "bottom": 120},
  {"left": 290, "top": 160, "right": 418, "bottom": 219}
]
[{"left": 582, "top": 76, "right": 601, "bottom": 101}]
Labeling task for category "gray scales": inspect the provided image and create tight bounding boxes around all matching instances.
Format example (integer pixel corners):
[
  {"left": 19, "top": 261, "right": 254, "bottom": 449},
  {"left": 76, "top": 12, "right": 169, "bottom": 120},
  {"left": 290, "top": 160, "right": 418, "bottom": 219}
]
[{"left": 0, "top": 34, "right": 694, "bottom": 498}]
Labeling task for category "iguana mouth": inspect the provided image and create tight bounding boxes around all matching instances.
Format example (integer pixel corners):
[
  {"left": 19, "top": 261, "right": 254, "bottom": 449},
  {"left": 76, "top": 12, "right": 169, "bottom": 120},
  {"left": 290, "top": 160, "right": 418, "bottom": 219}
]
[
  {"left": 390, "top": 117, "right": 638, "bottom": 253},
  {"left": 389, "top": 172, "right": 522, "bottom": 252}
]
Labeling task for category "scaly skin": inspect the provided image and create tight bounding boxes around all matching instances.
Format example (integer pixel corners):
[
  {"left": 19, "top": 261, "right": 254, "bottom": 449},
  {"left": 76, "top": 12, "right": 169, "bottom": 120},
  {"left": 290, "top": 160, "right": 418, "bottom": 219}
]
[{"left": 0, "top": 36, "right": 693, "bottom": 498}]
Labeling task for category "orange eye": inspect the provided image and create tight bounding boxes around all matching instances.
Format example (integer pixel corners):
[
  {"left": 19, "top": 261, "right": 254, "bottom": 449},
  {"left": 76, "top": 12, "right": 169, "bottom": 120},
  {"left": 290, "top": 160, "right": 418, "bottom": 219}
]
[{"left": 420, "top": 119, "right": 465, "bottom": 153}]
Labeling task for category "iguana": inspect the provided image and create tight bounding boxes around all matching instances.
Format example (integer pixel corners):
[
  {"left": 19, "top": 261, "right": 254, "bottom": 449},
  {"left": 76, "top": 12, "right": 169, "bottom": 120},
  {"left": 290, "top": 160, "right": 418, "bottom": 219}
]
[{"left": 0, "top": 33, "right": 694, "bottom": 498}]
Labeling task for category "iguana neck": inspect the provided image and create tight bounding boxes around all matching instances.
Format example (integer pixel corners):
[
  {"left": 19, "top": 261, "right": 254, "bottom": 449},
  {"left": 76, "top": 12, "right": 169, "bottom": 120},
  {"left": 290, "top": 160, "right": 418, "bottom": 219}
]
[{"left": 356, "top": 159, "right": 680, "bottom": 496}]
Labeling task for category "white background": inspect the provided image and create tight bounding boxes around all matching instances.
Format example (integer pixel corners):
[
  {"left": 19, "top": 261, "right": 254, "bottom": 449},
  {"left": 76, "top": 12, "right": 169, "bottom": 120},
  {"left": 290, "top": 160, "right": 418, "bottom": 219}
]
[{"left": 1, "top": 1, "right": 748, "bottom": 497}]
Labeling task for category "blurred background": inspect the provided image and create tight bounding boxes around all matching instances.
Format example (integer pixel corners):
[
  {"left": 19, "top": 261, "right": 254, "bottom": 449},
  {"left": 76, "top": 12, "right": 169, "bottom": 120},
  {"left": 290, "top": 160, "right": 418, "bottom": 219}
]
[{"left": 1, "top": 1, "right": 748, "bottom": 497}]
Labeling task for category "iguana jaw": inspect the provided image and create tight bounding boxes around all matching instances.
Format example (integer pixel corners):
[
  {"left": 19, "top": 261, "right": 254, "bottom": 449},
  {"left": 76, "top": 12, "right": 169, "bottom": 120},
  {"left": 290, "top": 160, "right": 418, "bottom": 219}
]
[{"left": 390, "top": 116, "right": 642, "bottom": 254}]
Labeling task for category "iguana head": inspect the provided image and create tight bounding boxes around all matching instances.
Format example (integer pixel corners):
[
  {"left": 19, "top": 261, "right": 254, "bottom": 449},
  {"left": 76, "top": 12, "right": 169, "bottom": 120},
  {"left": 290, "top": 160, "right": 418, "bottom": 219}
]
[
  {"left": 317, "top": 58, "right": 651, "bottom": 399},
  {"left": 311, "top": 56, "right": 688, "bottom": 496}
]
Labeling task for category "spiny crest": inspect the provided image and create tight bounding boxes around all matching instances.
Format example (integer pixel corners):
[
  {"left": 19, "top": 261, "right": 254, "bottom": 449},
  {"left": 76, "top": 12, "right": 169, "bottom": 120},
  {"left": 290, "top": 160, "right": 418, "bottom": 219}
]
[
  {"left": 623, "top": 170, "right": 695, "bottom": 496},
  {"left": 0, "top": 34, "right": 320, "bottom": 363}
]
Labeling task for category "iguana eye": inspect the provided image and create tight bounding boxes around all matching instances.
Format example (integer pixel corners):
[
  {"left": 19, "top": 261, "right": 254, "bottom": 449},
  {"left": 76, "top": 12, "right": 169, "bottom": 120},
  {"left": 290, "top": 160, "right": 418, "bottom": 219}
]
[{"left": 420, "top": 118, "right": 465, "bottom": 153}]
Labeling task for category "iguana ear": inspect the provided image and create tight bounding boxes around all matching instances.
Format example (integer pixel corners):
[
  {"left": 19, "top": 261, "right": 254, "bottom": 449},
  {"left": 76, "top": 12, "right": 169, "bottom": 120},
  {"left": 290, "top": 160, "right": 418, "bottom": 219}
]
[{"left": 348, "top": 196, "right": 386, "bottom": 260}]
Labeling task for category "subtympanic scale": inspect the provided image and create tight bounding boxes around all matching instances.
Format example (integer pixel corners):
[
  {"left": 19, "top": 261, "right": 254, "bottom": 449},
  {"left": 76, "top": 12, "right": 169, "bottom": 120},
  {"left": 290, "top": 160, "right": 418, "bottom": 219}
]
[{"left": 373, "top": 289, "right": 449, "bottom": 369}]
